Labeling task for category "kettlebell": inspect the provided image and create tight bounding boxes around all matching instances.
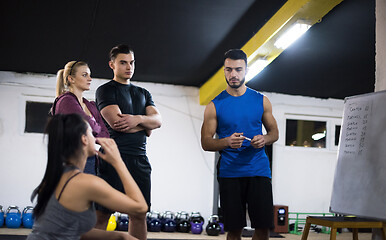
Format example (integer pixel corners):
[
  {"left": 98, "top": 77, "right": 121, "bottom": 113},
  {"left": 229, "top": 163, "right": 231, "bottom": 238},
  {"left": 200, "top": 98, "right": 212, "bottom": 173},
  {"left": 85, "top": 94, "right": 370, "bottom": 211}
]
[
  {"left": 5, "top": 206, "right": 21, "bottom": 228},
  {"left": 147, "top": 211, "right": 161, "bottom": 232},
  {"left": 174, "top": 211, "right": 182, "bottom": 224},
  {"left": 159, "top": 211, "right": 171, "bottom": 226},
  {"left": 190, "top": 211, "right": 204, "bottom": 234},
  {"left": 106, "top": 213, "right": 117, "bottom": 231},
  {"left": 117, "top": 213, "right": 129, "bottom": 231},
  {"left": 146, "top": 211, "right": 152, "bottom": 225},
  {"left": 191, "top": 221, "right": 203, "bottom": 234},
  {"left": 189, "top": 211, "right": 204, "bottom": 225},
  {"left": 176, "top": 211, "right": 191, "bottom": 233},
  {"left": 0, "top": 205, "right": 4, "bottom": 227},
  {"left": 161, "top": 211, "right": 176, "bottom": 232},
  {"left": 219, "top": 222, "right": 225, "bottom": 234},
  {"left": 22, "top": 206, "right": 34, "bottom": 229},
  {"left": 205, "top": 215, "right": 221, "bottom": 236}
]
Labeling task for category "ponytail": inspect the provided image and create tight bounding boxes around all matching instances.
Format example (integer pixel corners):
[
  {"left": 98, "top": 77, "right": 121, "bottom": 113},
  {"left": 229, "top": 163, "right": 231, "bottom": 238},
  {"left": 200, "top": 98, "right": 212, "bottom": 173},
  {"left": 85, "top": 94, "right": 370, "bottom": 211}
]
[
  {"left": 56, "top": 69, "right": 66, "bottom": 97},
  {"left": 55, "top": 61, "right": 88, "bottom": 97},
  {"left": 31, "top": 114, "right": 88, "bottom": 219}
]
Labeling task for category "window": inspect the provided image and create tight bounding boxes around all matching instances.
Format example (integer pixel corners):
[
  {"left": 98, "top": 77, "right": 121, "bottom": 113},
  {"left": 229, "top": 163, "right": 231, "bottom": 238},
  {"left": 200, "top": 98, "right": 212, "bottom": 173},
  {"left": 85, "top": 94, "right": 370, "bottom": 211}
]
[
  {"left": 25, "top": 101, "right": 52, "bottom": 133},
  {"left": 286, "top": 119, "right": 326, "bottom": 148},
  {"left": 335, "top": 125, "right": 341, "bottom": 146}
]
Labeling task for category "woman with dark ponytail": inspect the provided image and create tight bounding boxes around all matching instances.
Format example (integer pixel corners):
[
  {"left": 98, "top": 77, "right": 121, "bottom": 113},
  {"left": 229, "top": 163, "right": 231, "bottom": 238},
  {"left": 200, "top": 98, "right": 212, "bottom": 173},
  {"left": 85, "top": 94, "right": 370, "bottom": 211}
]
[
  {"left": 53, "top": 61, "right": 109, "bottom": 175},
  {"left": 28, "top": 114, "right": 147, "bottom": 240}
]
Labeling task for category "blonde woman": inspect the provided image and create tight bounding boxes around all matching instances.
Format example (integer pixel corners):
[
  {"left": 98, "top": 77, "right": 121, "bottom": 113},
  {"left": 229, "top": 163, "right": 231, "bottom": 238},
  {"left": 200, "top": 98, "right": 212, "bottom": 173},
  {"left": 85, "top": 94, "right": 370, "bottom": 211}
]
[{"left": 53, "top": 61, "right": 109, "bottom": 175}]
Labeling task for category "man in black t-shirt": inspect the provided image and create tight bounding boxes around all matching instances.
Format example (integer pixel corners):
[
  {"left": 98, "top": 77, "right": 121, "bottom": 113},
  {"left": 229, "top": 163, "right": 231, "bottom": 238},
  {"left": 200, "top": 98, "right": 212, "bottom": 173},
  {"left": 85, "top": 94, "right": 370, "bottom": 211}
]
[{"left": 95, "top": 44, "right": 162, "bottom": 240}]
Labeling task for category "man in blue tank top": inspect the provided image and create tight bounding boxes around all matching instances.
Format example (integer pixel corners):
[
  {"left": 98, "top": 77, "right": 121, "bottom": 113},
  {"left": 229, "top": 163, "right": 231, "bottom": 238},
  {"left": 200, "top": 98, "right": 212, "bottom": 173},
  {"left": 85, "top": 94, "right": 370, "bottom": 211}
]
[{"left": 201, "top": 49, "right": 279, "bottom": 240}]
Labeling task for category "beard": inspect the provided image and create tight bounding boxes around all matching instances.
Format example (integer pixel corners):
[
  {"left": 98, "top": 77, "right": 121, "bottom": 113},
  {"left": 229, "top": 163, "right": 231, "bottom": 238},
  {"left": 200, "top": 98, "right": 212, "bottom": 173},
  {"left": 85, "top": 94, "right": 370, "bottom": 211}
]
[{"left": 226, "top": 77, "right": 245, "bottom": 89}]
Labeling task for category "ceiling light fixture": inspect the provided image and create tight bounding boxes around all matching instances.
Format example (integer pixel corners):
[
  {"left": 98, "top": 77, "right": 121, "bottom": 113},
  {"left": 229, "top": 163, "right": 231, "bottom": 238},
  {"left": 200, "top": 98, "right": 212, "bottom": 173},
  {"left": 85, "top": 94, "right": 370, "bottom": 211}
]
[
  {"left": 246, "top": 58, "right": 270, "bottom": 82},
  {"left": 274, "top": 22, "right": 311, "bottom": 49}
]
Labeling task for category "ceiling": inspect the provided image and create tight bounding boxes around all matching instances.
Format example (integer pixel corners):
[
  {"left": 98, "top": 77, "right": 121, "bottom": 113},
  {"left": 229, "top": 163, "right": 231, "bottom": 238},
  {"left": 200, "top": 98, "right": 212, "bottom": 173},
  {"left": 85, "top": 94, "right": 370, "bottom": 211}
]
[{"left": 0, "top": 0, "right": 375, "bottom": 100}]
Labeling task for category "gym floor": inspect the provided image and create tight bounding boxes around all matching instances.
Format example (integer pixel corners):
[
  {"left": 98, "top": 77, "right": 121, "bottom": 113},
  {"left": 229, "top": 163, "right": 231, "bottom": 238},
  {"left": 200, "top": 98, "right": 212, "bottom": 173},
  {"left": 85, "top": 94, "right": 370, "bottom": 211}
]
[{"left": 0, "top": 228, "right": 373, "bottom": 240}]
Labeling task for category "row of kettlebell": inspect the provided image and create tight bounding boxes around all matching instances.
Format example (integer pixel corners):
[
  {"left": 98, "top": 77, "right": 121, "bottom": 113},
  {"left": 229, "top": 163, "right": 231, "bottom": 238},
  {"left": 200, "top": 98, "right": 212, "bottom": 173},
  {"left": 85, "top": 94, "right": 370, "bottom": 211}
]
[
  {"left": 0, "top": 205, "right": 34, "bottom": 229},
  {"left": 146, "top": 211, "right": 224, "bottom": 236}
]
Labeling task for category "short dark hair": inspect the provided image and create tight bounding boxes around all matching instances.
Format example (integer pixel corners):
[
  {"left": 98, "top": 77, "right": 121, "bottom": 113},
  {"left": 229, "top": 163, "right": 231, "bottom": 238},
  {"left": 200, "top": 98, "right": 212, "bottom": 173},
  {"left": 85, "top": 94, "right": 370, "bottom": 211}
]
[
  {"left": 109, "top": 44, "right": 134, "bottom": 61},
  {"left": 224, "top": 49, "right": 247, "bottom": 66}
]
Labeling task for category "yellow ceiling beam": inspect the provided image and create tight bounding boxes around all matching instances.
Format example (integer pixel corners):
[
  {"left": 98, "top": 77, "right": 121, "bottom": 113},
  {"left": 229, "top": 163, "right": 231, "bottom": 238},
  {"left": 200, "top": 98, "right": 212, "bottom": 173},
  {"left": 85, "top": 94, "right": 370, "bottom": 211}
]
[{"left": 199, "top": 0, "right": 344, "bottom": 105}]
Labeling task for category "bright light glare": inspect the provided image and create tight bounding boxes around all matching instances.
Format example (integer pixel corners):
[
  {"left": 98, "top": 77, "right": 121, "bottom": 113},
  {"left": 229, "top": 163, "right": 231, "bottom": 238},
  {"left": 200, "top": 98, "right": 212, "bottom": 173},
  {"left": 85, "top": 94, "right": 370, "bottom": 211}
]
[
  {"left": 246, "top": 59, "right": 269, "bottom": 81},
  {"left": 312, "top": 131, "right": 326, "bottom": 141},
  {"left": 274, "top": 23, "right": 311, "bottom": 49}
]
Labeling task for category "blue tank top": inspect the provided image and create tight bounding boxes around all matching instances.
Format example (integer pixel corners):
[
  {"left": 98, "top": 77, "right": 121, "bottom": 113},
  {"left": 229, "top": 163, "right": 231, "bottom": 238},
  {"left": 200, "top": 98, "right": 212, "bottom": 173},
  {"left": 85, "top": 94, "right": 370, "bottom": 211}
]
[{"left": 212, "top": 88, "right": 271, "bottom": 178}]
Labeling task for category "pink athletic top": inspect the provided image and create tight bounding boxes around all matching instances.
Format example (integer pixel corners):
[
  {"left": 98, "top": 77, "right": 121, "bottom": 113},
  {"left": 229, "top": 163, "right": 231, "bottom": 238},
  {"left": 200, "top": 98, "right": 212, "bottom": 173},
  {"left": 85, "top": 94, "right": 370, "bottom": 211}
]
[{"left": 53, "top": 92, "right": 109, "bottom": 138}]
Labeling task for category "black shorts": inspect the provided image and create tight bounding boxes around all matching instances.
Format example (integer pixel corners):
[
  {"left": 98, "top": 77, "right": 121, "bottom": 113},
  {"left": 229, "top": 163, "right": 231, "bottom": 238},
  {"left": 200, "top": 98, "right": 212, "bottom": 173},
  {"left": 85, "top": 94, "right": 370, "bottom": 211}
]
[
  {"left": 96, "top": 153, "right": 152, "bottom": 213},
  {"left": 218, "top": 176, "right": 274, "bottom": 231}
]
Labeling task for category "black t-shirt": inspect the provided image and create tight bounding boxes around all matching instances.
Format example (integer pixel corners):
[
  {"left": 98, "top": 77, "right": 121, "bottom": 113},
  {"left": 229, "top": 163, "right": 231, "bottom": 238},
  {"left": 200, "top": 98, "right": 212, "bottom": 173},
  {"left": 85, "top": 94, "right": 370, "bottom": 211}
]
[{"left": 96, "top": 80, "right": 155, "bottom": 155}]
